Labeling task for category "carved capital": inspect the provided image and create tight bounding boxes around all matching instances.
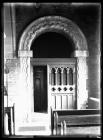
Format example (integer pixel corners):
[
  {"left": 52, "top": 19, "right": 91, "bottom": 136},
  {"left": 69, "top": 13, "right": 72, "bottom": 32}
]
[
  {"left": 73, "top": 50, "right": 89, "bottom": 57},
  {"left": 18, "top": 51, "right": 33, "bottom": 57}
]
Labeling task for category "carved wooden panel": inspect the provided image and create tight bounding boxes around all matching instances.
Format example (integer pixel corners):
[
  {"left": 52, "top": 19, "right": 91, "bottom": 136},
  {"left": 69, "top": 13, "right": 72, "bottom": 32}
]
[{"left": 49, "top": 64, "right": 76, "bottom": 110}]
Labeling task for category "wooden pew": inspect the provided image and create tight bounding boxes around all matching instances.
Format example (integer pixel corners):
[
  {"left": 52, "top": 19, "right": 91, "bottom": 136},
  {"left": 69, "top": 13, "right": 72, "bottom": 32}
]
[
  {"left": 4, "top": 104, "right": 15, "bottom": 135},
  {"left": 51, "top": 109, "right": 101, "bottom": 136}
]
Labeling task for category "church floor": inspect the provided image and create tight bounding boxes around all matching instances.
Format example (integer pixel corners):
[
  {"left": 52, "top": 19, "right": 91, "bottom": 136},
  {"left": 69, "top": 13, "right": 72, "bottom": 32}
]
[{"left": 5, "top": 126, "right": 101, "bottom": 138}]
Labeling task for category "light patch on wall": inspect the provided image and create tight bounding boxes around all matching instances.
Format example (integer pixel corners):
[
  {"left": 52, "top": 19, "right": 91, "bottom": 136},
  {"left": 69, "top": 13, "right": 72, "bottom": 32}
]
[
  {"left": 71, "top": 3, "right": 100, "bottom": 6},
  {"left": 4, "top": 33, "right": 6, "bottom": 39},
  {"left": 12, "top": 3, "right": 37, "bottom": 6}
]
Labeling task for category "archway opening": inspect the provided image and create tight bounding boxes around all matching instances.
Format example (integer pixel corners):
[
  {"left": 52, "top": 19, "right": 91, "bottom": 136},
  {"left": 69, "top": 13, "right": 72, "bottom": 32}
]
[
  {"left": 17, "top": 16, "right": 89, "bottom": 127},
  {"left": 31, "top": 32, "right": 75, "bottom": 58},
  {"left": 30, "top": 32, "right": 76, "bottom": 112}
]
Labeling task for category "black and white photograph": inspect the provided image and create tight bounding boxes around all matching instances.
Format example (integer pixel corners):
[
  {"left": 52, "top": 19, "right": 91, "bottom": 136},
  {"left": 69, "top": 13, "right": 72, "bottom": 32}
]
[{"left": 2, "top": 2, "right": 101, "bottom": 138}]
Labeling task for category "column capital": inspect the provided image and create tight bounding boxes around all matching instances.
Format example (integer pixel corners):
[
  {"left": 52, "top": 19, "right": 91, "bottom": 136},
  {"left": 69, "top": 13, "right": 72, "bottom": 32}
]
[
  {"left": 60, "top": 67, "right": 64, "bottom": 73},
  {"left": 18, "top": 50, "right": 33, "bottom": 57},
  {"left": 55, "top": 67, "right": 58, "bottom": 73},
  {"left": 66, "top": 67, "right": 70, "bottom": 73},
  {"left": 73, "top": 50, "right": 89, "bottom": 57}
]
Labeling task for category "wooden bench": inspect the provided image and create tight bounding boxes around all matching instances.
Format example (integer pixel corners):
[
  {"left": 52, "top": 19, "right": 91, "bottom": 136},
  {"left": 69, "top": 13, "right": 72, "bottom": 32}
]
[
  {"left": 51, "top": 109, "right": 101, "bottom": 136},
  {"left": 4, "top": 104, "right": 15, "bottom": 136}
]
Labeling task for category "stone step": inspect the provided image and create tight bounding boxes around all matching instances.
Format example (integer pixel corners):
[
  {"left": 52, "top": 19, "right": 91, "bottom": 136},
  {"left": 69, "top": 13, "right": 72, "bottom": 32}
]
[
  {"left": 15, "top": 113, "right": 51, "bottom": 136},
  {"left": 31, "top": 117, "right": 49, "bottom": 122},
  {"left": 17, "top": 122, "right": 51, "bottom": 136},
  {"left": 31, "top": 113, "right": 50, "bottom": 122},
  {"left": 16, "top": 131, "right": 51, "bottom": 136},
  {"left": 32, "top": 112, "right": 49, "bottom": 117}
]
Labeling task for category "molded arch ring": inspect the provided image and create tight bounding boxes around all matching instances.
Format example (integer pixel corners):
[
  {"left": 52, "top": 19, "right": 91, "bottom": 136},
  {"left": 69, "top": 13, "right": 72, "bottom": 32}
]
[{"left": 19, "top": 16, "right": 88, "bottom": 51}]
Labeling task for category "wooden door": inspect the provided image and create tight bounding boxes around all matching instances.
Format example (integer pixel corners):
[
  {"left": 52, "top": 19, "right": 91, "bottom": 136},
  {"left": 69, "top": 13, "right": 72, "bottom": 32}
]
[{"left": 33, "top": 66, "right": 47, "bottom": 113}]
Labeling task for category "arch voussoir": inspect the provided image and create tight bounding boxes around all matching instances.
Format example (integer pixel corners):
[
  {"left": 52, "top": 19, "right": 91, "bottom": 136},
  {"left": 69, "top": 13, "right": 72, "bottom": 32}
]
[{"left": 19, "top": 16, "right": 88, "bottom": 52}]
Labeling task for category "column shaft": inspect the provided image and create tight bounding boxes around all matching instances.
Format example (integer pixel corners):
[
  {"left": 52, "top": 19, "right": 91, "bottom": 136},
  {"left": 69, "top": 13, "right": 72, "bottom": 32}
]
[{"left": 77, "top": 57, "right": 88, "bottom": 109}]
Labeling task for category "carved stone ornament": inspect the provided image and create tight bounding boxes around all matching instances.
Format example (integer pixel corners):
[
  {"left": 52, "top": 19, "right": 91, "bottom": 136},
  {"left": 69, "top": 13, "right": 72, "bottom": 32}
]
[{"left": 19, "top": 16, "right": 88, "bottom": 52}]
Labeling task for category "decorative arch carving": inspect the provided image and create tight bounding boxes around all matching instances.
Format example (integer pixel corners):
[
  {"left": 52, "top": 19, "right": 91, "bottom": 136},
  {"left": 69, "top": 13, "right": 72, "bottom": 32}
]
[
  {"left": 18, "top": 16, "right": 89, "bottom": 111},
  {"left": 18, "top": 16, "right": 88, "bottom": 51}
]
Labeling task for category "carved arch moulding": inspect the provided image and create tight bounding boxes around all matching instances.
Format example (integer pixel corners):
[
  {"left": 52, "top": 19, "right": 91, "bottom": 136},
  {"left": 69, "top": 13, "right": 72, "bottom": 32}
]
[
  {"left": 18, "top": 16, "right": 88, "bottom": 52},
  {"left": 17, "top": 16, "right": 89, "bottom": 111}
]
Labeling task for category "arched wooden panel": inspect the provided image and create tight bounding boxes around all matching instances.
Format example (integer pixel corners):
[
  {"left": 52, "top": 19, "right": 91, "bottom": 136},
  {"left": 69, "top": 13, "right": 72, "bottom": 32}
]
[
  {"left": 69, "top": 68, "right": 73, "bottom": 85},
  {"left": 63, "top": 68, "right": 67, "bottom": 85},
  {"left": 51, "top": 68, "right": 56, "bottom": 85},
  {"left": 57, "top": 68, "right": 62, "bottom": 85}
]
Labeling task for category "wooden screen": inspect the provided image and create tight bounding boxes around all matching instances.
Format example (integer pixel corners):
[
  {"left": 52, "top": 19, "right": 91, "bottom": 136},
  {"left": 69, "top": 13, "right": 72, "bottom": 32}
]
[{"left": 49, "top": 65, "right": 76, "bottom": 110}]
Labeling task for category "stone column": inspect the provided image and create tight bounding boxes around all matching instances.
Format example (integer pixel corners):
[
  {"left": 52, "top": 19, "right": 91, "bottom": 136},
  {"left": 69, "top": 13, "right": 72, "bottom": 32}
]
[
  {"left": 17, "top": 51, "right": 33, "bottom": 124},
  {"left": 74, "top": 50, "right": 89, "bottom": 109}
]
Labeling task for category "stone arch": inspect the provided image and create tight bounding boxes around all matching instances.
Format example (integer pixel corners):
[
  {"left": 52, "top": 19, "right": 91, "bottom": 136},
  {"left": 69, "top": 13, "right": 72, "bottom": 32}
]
[
  {"left": 18, "top": 16, "right": 88, "bottom": 52},
  {"left": 17, "top": 16, "right": 89, "bottom": 118}
]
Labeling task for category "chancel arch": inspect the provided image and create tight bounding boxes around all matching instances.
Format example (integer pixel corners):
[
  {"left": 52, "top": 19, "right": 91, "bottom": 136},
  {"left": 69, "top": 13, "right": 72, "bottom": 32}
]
[
  {"left": 18, "top": 16, "right": 89, "bottom": 122},
  {"left": 18, "top": 16, "right": 88, "bottom": 51}
]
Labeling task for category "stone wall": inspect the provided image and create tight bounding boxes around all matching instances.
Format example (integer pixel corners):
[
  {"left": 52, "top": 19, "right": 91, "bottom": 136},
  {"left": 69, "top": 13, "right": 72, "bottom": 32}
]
[{"left": 4, "top": 3, "right": 101, "bottom": 110}]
